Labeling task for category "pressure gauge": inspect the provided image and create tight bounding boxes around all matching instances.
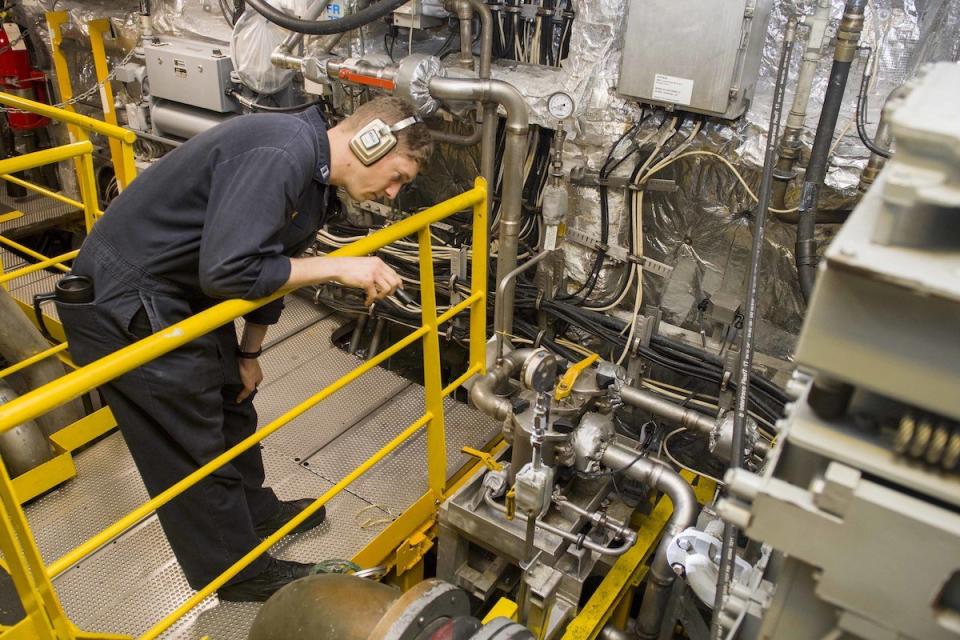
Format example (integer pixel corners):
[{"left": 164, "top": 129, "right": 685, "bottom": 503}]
[{"left": 547, "top": 92, "right": 574, "bottom": 120}]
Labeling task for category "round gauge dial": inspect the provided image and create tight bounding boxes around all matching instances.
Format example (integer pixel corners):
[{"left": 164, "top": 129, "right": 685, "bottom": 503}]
[{"left": 547, "top": 92, "right": 575, "bottom": 120}]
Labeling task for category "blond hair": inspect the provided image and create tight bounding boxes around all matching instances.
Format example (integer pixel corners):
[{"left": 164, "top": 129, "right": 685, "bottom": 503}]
[{"left": 342, "top": 96, "right": 434, "bottom": 169}]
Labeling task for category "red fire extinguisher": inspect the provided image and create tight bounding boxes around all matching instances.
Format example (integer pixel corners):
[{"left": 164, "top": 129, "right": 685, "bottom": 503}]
[
  {"left": 0, "top": 22, "right": 50, "bottom": 130},
  {"left": 0, "top": 21, "right": 57, "bottom": 198}
]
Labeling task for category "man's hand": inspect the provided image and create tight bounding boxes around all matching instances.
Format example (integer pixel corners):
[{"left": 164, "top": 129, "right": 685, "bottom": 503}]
[
  {"left": 333, "top": 257, "right": 403, "bottom": 305},
  {"left": 236, "top": 356, "right": 264, "bottom": 403},
  {"left": 287, "top": 255, "right": 403, "bottom": 306}
]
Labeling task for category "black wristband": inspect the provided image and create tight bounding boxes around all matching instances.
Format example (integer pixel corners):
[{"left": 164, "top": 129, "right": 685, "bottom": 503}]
[{"left": 236, "top": 347, "right": 263, "bottom": 359}]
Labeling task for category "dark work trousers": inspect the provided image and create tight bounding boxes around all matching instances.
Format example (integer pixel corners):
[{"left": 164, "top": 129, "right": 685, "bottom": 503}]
[{"left": 58, "top": 231, "right": 281, "bottom": 589}]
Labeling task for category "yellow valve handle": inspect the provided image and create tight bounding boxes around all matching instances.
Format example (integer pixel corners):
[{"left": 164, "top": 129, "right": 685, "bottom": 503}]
[
  {"left": 462, "top": 446, "right": 503, "bottom": 472},
  {"left": 505, "top": 486, "right": 517, "bottom": 521},
  {"left": 554, "top": 353, "right": 599, "bottom": 400}
]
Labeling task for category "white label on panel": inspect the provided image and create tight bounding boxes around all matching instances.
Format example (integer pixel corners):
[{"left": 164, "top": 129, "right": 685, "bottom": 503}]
[
  {"left": 651, "top": 73, "right": 694, "bottom": 106},
  {"left": 543, "top": 225, "right": 558, "bottom": 251},
  {"left": 2, "top": 24, "right": 26, "bottom": 51}
]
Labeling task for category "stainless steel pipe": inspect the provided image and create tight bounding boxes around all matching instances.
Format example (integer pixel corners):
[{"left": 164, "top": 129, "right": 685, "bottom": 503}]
[
  {"left": 469, "top": 348, "right": 533, "bottom": 421},
  {"left": 484, "top": 490, "right": 637, "bottom": 557},
  {"left": 429, "top": 76, "right": 529, "bottom": 337},
  {"left": 600, "top": 442, "right": 699, "bottom": 639},
  {"left": 0, "top": 380, "right": 53, "bottom": 477},
  {"left": 619, "top": 385, "right": 716, "bottom": 436},
  {"left": 494, "top": 252, "right": 550, "bottom": 361}
]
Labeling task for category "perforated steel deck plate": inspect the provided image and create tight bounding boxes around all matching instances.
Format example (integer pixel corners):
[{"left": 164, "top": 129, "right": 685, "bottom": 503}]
[
  {"left": 257, "top": 339, "right": 411, "bottom": 461},
  {"left": 0, "top": 192, "right": 79, "bottom": 235},
  {"left": 25, "top": 431, "right": 148, "bottom": 563},
  {"left": 234, "top": 294, "right": 331, "bottom": 349},
  {"left": 303, "top": 386, "right": 501, "bottom": 515}
]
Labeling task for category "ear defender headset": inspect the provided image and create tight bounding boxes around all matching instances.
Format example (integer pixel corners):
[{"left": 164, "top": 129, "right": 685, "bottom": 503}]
[{"left": 348, "top": 116, "right": 422, "bottom": 166}]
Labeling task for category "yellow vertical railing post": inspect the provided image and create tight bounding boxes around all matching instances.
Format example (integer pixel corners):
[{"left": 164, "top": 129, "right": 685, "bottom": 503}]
[
  {"left": 87, "top": 19, "right": 128, "bottom": 190},
  {"left": 418, "top": 225, "right": 448, "bottom": 496},
  {"left": 45, "top": 11, "right": 93, "bottom": 209},
  {"left": 119, "top": 141, "right": 138, "bottom": 188},
  {"left": 0, "top": 457, "right": 76, "bottom": 640},
  {"left": 469, "top": 177, "right": 489, "bottom": 374},
  {"left": 76, "top": 152, "right": 100, "bottom": 231}
]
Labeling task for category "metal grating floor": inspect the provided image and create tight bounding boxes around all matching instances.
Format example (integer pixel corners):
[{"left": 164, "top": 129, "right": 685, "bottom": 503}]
[
  {"left": 18, "top": 297, "right": 499, "bottom": 638},
  {"left": 0, "top": 191, "right": 80, "bottom": 237}
]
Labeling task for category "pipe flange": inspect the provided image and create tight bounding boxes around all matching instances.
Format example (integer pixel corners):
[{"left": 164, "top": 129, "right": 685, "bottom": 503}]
[
  {"left": 368, "top": 578, "right": 470, "bottom": 640},
  {"left": 394, "top": 54, "right": 446, "bottom": 118}
]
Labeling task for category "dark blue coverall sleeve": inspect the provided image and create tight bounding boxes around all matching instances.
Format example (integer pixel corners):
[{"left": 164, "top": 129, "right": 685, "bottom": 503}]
[{"left": 199, "top": 145, "right": 310, "bottom": 325}]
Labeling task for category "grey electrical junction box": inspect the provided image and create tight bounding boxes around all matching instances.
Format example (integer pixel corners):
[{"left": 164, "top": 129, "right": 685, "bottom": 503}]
[
  {"left": 144, "top": 38, "right": 239, "bottom": 114},
  {"left": 618, "top": 0, "right": 773, "bottom": 120}
]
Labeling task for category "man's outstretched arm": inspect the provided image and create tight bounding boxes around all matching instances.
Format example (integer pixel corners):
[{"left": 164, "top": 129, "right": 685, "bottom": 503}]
[{"left": 286, "top": 255, "right": 402, "bottom": 306}]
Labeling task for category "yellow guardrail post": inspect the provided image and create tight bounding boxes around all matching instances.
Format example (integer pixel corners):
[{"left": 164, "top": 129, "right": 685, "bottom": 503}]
[
  {"left": 418, "top": 222, "right": 448, "bottom": 497},
  {"left": 0, "top": 457, "right": 76, "bottom": 640},
  {"left": 44, "top": 11, "right": 93, "bottom": 211},
  {"left": 88, "top": 19, "right": 135, "bottom": 191}
]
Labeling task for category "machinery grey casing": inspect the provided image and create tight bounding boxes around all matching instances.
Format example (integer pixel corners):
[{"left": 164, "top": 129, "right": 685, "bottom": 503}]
[
  {"left": 617, "top": 0, "right": 773, "bottom": 119},
  {"left": 144, "top": 38, "right": 239, "bottom": 113}
]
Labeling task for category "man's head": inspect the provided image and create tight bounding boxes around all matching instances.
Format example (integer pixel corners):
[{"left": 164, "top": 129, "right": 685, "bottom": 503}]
[{"left": 328, "top": 96, "right": 434, "bottom": 202}]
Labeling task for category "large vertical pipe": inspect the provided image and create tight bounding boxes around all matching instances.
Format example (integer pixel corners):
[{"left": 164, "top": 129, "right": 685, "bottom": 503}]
[
  {"left": 463, "top": 0, "right": 498, "bottom": 192},
  {"left": 0, "top": 380, "right": 52, "bottom": 476},
  {"left": 795, "top": 0, "right": 867, "bottom": 301},
  {"left": 0, "top": 287, "right": 84, "bottom": 439},
  {"left": 429, "top": 77, "right": 529, "bottom": 336},
  {"left": 600, "top": 443, "right": 699, "bottom": 639},
  {"left": 772, "top": 0, "right": 832, "bottom": 217}
]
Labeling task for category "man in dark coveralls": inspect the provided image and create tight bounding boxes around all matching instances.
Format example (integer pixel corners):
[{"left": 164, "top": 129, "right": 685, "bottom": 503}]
[{"left": 59, "top": 96, "right": 433, "bottom": 602}]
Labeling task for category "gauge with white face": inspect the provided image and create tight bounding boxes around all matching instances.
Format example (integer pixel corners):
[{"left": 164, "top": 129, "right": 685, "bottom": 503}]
[{"left": 547, "top": 91, "right": 574, "bottom": 120}]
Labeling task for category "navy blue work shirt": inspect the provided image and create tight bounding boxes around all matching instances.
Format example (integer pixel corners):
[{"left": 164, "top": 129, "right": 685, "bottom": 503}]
[{"left": 91, "top": 106, "right": 333, "bottom": 325}]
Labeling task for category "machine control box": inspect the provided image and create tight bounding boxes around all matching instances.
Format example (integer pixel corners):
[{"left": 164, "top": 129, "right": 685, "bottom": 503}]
[
  {"left": 617, "top": 0, "right": 772, "bottom": 119},
  {"left": 144, "top": 38, "right": 238, "bottom": 114}
]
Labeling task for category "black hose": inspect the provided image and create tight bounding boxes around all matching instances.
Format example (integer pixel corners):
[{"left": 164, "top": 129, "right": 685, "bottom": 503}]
[
  {"left": 245, "top": 0, "right": 408, "bottom": 35},
  {"left": 229, "top": 90, "right": 321, "bottom": 113},
  {"left": 795, "top": 0, "right": 867, "bottom": 302},
  {"left": 855, "top": 63, "right": 892, "bottom": 159}
]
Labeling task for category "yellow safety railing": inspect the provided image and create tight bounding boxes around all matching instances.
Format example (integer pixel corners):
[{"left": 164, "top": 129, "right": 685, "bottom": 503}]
[
  {"left": 0, "top": 91, "right": 135, "bottom": 351},
  {"left": 0, "top": 175, "right": 488, "bottom": 639}
]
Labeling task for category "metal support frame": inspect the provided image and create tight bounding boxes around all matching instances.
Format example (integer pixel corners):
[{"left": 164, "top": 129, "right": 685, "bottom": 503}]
[
  {"left": 0, "top": 172, "right": 489, "bottom": 639},
  {"left": 87, "top": 19, "right": 136, "bottom": 190}
]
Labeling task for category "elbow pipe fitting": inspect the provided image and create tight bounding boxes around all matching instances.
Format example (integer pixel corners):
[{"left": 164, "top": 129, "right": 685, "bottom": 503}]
[
  {"left": 429, "top": 76, "right": 529, "bottom": 336},
  {"left": 428, "top": 77, "right": 529, "bottom": 132},
  {"left": 469, "top": 349, "right": 534, "bottom": 421},
  {"left": 600, "top": 443, "right": 699, "bottom": 639}
]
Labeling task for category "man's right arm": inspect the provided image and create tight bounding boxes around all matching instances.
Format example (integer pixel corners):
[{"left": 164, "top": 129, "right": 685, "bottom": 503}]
[{"left": 286, "top": 255, "right": 402, "bottom": 306}]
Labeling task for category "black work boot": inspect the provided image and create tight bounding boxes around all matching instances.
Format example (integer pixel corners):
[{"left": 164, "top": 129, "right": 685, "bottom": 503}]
[
  {"left": 217, "top": 557, "right": 313, "bottom": 602},
  {"left": 254, "top": 498, "right": 327, "bottom": 538}
]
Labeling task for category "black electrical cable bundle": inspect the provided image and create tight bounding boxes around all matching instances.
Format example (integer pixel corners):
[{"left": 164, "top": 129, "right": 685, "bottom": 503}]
[
  {"left": 556, "top": 121, "right": 642, "bottom": 304},
  {"left": 520, "top": 296, "right": 787, "bottom": 422}
]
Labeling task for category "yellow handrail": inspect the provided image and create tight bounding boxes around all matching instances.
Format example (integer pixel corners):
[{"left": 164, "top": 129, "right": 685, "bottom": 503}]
[
  {"left": 0, "top": 177, "right": 489, "bottom": 640},
  {"left": 0, "top": 93, "right": 136, "bottom": 144},
  {"left": 0, "top": 184, "right": 486, "bottom": 434}
]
